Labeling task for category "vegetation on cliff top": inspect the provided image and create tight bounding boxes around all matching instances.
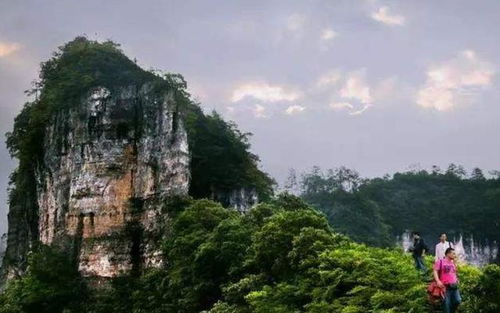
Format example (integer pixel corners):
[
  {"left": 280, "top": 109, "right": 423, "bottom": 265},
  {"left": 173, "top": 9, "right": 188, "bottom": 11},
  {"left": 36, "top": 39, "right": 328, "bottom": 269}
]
[{"left": 1, "top": 196, "right": 499, "bottom": 313}]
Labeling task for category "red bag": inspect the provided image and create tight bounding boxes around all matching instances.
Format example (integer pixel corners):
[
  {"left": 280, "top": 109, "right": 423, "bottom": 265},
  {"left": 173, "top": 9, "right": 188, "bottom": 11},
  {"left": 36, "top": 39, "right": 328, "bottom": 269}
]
[{"left": 427, "top": 281, "right": 445, "bottom": 305}]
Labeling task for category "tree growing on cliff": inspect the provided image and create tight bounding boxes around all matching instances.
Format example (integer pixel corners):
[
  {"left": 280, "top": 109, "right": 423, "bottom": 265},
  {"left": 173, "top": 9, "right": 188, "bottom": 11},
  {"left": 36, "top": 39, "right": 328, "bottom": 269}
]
[{"left": 0, "top": 245, "right": 86, "bottom": 313}]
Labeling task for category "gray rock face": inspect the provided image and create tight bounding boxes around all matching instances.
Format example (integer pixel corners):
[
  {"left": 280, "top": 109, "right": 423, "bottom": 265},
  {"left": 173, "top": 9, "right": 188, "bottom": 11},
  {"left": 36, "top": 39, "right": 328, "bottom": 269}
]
[
  {"left": 215, "top": 188, "right": 259, "bottom": 214},
  {"left": 3, "top": 84, "right": 190, "bottom": 280}
]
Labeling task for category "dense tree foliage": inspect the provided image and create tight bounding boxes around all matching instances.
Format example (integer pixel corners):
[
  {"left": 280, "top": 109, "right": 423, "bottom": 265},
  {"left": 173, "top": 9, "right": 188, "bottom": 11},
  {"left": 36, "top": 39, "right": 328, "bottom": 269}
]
[
  {"left": 0, "top": 245, "right": 86, "bottom": 313},
  {"left": 183, "top": 106, "right": 275, "bottom": 202},
  {"left": 1, "top": 197, "right": 498, "bottom": 313},
  {"left": 295, "top": 166, "right": 500, "bottom": 252},
  {"left": 295, "top": 167, "right": 392, "bottom": 247}
]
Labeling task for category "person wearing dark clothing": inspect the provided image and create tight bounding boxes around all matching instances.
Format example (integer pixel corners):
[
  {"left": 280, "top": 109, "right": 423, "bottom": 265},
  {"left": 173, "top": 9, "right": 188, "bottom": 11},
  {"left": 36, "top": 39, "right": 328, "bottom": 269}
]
[{"left": 409, "top": 232, "right": 429, "bottom": 272}]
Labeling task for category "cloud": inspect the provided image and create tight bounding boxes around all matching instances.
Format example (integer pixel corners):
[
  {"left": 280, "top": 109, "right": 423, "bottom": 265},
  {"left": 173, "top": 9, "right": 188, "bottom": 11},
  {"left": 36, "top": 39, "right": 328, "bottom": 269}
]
[
  {"left": 371, "top": 6, "right": 405, "bottom": 26},
  {"left": 339, "top": 71, "right": 372, "bottom": 105},
  {"left": 318, "top": 27, "right": 338, "bottom": 51},
  {"left": 416, "top": 50, "right": 495, "bottom": 111},
  {"left": 231, "top": 70, "right": 389, "bottom": 118},
  {"left": 349, "top": 104, "right": 372, "bottom": 115},
  {"left": 321, "top": 28, "right": 337, "bottom": 41},
  {"left": 329, "top": 102, "right": 353, "bottom": 110},
  {"left": 0, "top": 42, "right": 21, "bottom": 57},
  {"left": 231, "top": 82, "right": 301, "bottom": 103},
  {"left": 285, "top": 105, "right": 305, "bottom": 115},
  {"left": 319, "top": 69, "right": 375, "bottom": 115},
  {"left": 253, "top": 104, "right": 268, "bottom": 118},
  {"left": 329, "top": 101, "right": 371, "bottom": 116},
  {"left": 316, "top": 70, "right": 342, "bottom": 88}
]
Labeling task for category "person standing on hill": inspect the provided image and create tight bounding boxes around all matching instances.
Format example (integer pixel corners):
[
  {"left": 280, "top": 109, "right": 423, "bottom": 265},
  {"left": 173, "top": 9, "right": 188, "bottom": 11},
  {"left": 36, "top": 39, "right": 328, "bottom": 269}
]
[
  {"left": 435, "top": 233, "right": 454, "bottom": 261},
  {"left": 409, "top": 232, "right": 429, "bottom": 272},
  {"left": 433, "top": 247, "right": 461, "bottom": 313}
]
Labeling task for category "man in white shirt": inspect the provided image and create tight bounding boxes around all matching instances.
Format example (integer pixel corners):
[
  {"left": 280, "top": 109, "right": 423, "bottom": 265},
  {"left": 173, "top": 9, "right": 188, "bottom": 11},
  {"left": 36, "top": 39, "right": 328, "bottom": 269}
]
[{"left": 435, "top": 233, "right": 454, "bottom": 261}]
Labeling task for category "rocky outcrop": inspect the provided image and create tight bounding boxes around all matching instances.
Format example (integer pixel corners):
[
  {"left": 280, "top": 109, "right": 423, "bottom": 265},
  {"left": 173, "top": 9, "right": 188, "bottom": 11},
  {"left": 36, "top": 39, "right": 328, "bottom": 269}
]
[
  {"left": 214, "top": 188, "right": 259, "bottom": 214},
  {"left": 3, "top": 84, "right": 189, "bottom": 280}
]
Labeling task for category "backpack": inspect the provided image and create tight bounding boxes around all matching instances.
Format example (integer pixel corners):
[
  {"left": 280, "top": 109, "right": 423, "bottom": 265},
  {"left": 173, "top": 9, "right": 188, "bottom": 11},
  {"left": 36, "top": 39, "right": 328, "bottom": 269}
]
[{"left": 427, "top": 260, "right": 445, "bottom": 306}]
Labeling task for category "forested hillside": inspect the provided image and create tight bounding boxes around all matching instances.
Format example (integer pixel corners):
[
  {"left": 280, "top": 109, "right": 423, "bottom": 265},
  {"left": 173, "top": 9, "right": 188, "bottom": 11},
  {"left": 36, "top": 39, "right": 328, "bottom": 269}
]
[
  {"left": 1, "top": 195, "right": 499, "bottom": 313},
  {"left": 293, "top": 166, "right": 500, "bottom": 256}
]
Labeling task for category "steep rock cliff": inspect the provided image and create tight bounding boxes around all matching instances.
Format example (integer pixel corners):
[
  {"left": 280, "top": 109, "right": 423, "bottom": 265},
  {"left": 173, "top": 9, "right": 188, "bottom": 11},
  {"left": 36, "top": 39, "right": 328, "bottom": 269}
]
[{"left": 4, "top": 84, "right": 189, "bottom": 280}]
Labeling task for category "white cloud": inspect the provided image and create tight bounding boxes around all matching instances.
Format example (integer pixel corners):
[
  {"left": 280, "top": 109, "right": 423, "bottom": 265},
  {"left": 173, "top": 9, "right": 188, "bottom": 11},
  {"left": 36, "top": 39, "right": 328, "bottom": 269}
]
[
  {"left": 417, "top": 50, "right": 495, "bottom": 111},
  {"left": 253, "top": 104, "right": 268, "bottom": 118},
  {"left": 231, "top": 70, "right": 391, "bottom": 118},
  {"left": 321, "top": 28, "right": 337, "bottom": 41},
  {"left": 349, "top": 104, "right": 372, "bottom": 115},
  {"left": 318, "top": 69, "right": 375, "bottom": 115},
  {"left": 329, "top": 101, "right": 372, "bottom": 116},
  {"left": 339, "top": 71, "right": 372, "bottom": 105},
  {"left": 231, "top": 82, "right": 301, "bottom": 103},
  {"left": 417, "top": 86, "right": 455, "bottom": 111},
  {"left": 329, "top": 102, "right": 353, "bottom": 110},
  {"left": 286, "top": 14, "right": 306, "bottom": 32},
  {"left": 319, "top": 28, "right": 338, "bottom": 51},
  {"left": 285, "top": 105, "right": 305, "bottom": 115},
  {"left": 0, "top": 42, "right": 21, "bottom": 57},
  {"left": 371, "top": 6, "right": 405, "bottom": 26},
  {"left": 316, "top": 70, "right": 342, "bottom": 88}
]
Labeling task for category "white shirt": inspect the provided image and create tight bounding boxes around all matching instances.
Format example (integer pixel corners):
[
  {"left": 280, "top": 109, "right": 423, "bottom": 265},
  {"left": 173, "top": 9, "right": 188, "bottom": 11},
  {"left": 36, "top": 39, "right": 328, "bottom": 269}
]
[{"left": 435, "top": 241, "right": 453, "bottom": 260}]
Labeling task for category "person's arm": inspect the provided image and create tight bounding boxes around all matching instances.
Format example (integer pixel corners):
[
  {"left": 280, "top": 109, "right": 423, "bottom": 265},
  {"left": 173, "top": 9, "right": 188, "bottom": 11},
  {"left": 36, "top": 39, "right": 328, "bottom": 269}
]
[
  {"left": 433, "top": 260, "right": 445, "bottom": 288},
  {"left": 433, "top": 269, "right": 444, "bottom": 288}
]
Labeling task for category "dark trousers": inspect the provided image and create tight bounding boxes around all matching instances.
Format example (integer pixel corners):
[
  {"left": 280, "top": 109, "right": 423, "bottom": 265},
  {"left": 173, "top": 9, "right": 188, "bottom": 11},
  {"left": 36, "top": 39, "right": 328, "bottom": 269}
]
[
  {"left": 413, "top": 255, "right": 426, "bottom": 272},
  {"left": 443, "top": 287, "right": 461, "bottom": 313}
]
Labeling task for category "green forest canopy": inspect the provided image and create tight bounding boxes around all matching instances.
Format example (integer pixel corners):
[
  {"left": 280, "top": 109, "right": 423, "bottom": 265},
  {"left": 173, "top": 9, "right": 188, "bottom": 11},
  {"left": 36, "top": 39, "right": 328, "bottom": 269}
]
[
  {"left": 292, "top": 165, "right": 500, "bottom": 251},
  {"left": 1, "top": 196, "right": 499, "bottom": 313}
]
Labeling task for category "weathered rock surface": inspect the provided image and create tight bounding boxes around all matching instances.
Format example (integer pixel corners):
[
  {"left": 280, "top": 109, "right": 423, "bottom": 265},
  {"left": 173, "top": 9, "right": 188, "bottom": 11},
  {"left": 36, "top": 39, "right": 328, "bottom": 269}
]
[
  {"left": 214, "top": 188, "right": 259, "bottom": 214},
  {"left": 4, "top": 84, "right": 190, "bottom": 279}
]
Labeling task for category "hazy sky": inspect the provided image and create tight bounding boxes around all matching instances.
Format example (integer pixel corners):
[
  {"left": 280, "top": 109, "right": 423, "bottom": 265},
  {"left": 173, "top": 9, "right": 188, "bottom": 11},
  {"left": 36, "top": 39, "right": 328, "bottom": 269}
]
[{"left": 1, "top": 0, "right": 500, "bottom": 234}]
